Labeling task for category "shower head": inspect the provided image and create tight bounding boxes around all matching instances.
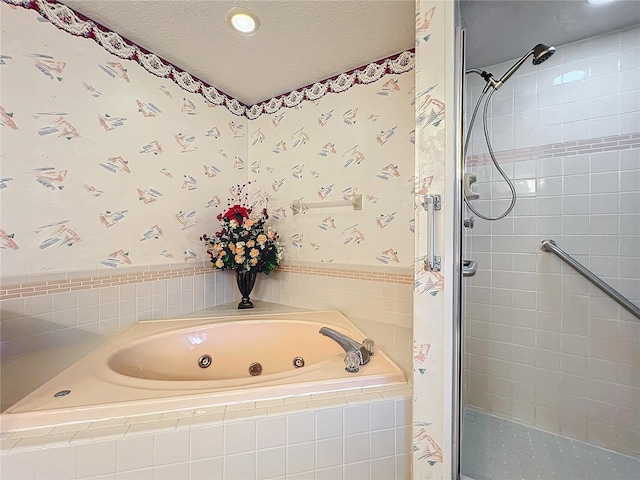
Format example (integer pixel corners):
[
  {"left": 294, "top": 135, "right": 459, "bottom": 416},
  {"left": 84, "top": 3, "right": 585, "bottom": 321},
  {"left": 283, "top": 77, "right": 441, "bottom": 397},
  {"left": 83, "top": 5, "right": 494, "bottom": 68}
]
[
  {"left": 532, "top": 43, "right": 556, "bottom": 65},
  {"left": 487, "top": 43, "right": 556, "bottom": 91}
]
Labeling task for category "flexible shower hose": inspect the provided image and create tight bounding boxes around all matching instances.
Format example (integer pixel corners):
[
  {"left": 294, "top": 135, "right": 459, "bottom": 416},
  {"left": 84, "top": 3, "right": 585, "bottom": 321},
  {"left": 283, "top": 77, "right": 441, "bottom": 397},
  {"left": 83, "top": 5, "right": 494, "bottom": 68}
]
[{"left": 463, "top": 82, "right": 517, "bottom": 221}]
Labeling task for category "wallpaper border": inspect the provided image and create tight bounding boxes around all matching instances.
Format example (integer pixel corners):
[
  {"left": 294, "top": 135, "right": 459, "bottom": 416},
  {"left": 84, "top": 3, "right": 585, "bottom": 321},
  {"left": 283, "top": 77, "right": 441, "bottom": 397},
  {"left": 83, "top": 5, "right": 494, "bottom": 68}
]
[{"left": 3, "top": 0, "right": 415, "bottom": 119}]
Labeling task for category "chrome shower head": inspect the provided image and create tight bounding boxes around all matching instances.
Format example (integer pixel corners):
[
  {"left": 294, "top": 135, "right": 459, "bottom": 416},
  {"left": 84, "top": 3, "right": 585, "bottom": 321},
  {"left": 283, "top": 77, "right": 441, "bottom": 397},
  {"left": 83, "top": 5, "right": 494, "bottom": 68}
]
[
  {"left": 533, "top": 43, "right": 556, "bottom": 65},
  {"left": 487, "top": 42, "right": 557, "bottom": 91}
]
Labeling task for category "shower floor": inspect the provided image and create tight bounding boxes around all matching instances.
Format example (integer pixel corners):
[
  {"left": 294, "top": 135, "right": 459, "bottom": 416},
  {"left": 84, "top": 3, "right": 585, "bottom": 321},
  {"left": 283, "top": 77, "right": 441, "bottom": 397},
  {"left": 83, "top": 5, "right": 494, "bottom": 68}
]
[{"left": 461, "top": 408, "right": 640, "bottom": 480}]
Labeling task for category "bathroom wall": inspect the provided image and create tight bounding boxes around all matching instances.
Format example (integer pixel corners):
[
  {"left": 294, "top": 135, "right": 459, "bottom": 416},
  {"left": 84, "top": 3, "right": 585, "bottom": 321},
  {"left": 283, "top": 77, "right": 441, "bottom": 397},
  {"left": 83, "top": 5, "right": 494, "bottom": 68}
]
[
  {"left": 0, "top": 5, "right": 422, "bottom": 479},
  {"left": 248, "top": 70, "right": 415, "bottom": 266},
  {"left": 0, "top": 1, "right": 239, "bottom": 405},
  {"left": 246, "top": 65, "right": 416, "bottom": 375},
  {"left": 0, "top": 4, "right": 247, "bottom": 277},
  {"left": 1, "top": 0, "right": 416, "bottom": 406},
  {"left": 0, "top": 3, "right": 246, "bottom": 409},
  {"left": 464, "top": 25, "right": 640, "bottom": 456},
  {"left": 412, "top": 1, "right": 458, "bottom": 478}
]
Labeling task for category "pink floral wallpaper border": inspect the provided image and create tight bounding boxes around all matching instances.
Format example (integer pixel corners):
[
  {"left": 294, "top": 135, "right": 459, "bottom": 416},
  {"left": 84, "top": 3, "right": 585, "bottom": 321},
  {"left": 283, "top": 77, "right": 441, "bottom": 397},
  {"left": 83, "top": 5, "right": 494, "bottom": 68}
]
[{"left": 4, "top": 0, "right": 415, "bottom": 119}]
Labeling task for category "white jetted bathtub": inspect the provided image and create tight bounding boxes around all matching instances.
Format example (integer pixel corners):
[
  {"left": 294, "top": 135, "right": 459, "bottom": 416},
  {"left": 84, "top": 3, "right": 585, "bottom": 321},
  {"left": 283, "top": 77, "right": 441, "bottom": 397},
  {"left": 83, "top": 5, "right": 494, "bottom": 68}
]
[{"left": 2, "top": 310, "right": 405, "bottom": 430}]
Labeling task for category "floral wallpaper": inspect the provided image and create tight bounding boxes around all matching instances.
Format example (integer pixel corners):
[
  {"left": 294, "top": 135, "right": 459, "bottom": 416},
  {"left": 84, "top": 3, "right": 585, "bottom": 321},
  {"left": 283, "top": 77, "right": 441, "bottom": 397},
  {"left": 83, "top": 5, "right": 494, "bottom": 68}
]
[
  {"left": 0, "top": 3, "right": 246, "bottom": 276},
  {"left": 412, "top": 1, "right": 455, "bottom": 479},
  {"left": 0, "top": 2, "right": 416, "bottom": 276},
  {"left": 248, "top": 73, "right": 416, "bottom": 266}
]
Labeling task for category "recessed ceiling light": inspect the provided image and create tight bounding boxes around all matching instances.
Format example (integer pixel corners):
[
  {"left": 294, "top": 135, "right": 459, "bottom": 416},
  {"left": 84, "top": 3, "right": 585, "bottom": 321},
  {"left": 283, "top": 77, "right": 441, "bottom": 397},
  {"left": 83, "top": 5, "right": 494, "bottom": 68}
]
[
  {"left": 586, "top": 0, "right": 617, "bottom": 5},
  {"left": 226, "top": 7, "right": 260, "bottom": 35}
]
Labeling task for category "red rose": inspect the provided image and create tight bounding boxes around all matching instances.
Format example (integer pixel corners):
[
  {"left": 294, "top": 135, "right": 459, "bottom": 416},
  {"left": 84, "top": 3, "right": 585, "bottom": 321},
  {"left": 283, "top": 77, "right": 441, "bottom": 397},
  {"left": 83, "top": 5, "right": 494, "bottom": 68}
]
[{"left": 223, "top": 205, "right": 250, "bottom": 225}]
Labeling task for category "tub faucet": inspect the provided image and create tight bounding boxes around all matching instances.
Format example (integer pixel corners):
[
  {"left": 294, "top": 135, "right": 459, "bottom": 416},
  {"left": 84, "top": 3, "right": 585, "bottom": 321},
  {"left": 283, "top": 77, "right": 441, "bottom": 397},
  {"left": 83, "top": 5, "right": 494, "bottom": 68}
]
[{"left": 319, "top": 327, "right": 370, "bottom": 372}]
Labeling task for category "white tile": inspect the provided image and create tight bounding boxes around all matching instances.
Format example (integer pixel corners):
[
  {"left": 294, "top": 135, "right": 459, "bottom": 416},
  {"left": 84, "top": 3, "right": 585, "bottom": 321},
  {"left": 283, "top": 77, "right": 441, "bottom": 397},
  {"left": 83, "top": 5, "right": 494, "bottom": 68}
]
[
  {"left": 117, "top": 435, "right": 154, "bottom": 472},
  {"left": 590, "top": 115, "right": 619, "bottom": 137},
  {"left": 591, "top": 172, "right": 620, "bottom": 194},
  {"left": 154, "top": 462, "right": 189, "bottom": 480},
  {"left": 257, "top": 416, "right": 286, "bottom": 449},
  {"left": 224, "top": 419, "right": 256, "bottom": 455},
  {"left": 563, "top": 99, "right": 590, "bottom": 123},
  {"left": 190, "top": 457, "right": 223, "bottom": 480},
  {"left": 77, "top": 440, "right": 117, "bottom": 478},
  {"left": 396, "top": 452, "right": 411, "bottom": 479},
  {"left": 564, "top": 174, "right": 590, "bottom": 195},
  {"left": 0, "top": 450, "right": 36, "bottom": 479},
  {"left": 154, "top": 429, "right": 189, "bottom": 466},
  {"left": 224, "top": 451, "right": 256, "bottom": 480},
  {"left": 256, "top": 446, "right": 285, "bottom": 480},
  {"left": 286, "top": 442, "right": 315, "bottom": 475},
  {"left": 395, "top": 398, "right": 411, "bottom": 427},
  {"left": 35, "top": 445, "right": 77, "bottom": 480},
  {"left": 316, "top": 466, "right": 343, "bottom": 480},
  {"left": 343, "top": 460, "right": 370, "bottom": 479},
  {"left": 562, "top": 120, "right": 590, "bottom": 141},
  {"left": 370, "top": 456, "right": 396, "bottom": 480},
  {"left": 591, "top": 52, "right": 621, "bottom": 78},
  {"left": 287, "top": 412, "right": 315, "bottom": 444},
  {"left": 369, "top": 401, "right": 395, "bottom": 432},
  {"left": 317, "top": 437, "right": 343, "bottom": 469},
  {"left": 344, "top": 405, "right": 370, "bottom": 435},
  {"left": 190, "top": 424, "right": 223, "bottom": 460},
  {"left": 316, "top": 408, "right": 343, "bottom": 440},
  {"left": 370, "top": 429, "right": 395, "bottom": 459},
  {"left": 344, "top": 432, "right": 370, "bottom": 464}
]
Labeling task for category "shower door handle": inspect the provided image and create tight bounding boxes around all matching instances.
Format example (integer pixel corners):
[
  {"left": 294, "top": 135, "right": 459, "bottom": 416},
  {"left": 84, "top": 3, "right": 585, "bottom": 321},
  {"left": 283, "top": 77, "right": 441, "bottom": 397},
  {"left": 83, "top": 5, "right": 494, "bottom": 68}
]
[
  {"left": 423, "top": 194, "right": 441, "bottom": 272},
  {"left": 462, "top": 259, "right": 477, "bottom": 277}
]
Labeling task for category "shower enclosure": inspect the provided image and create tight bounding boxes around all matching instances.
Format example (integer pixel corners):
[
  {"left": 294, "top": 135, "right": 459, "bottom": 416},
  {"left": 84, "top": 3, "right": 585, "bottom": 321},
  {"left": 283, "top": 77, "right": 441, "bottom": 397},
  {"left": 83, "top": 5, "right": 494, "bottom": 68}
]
[{"left": 458, "top": 18, "right": 640, "bottom": 480}]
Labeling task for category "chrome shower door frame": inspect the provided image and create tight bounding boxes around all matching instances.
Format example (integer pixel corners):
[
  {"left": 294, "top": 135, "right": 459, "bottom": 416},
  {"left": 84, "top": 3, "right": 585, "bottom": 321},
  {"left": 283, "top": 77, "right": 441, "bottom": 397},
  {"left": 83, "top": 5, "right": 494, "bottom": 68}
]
[{"left": 451, "top": 25, "right": 466, "bottom": 480}]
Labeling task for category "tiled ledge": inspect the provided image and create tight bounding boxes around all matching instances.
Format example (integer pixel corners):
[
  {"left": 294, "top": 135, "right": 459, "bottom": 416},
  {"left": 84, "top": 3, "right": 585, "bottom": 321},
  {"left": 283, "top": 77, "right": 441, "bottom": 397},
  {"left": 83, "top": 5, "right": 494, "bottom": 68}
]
[
  {"left": 0, "top": 384, "right": 411, "bottom": 451},
  {"left": 466, "top": 132, "right": 640, "bottom": 166},
  {"left": 0, "top": 262, "right": 413, "bottom": 301}
]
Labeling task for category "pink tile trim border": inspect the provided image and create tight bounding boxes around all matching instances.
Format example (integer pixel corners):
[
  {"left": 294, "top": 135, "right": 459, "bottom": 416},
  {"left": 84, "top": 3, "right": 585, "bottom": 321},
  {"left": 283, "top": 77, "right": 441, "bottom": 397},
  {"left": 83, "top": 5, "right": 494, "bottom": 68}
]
[
  {"left": 279, "top": 264, "right": 413, "bottom": 285},
  {"left": 466, "top": 132, "right": 640, "bottom": 166},
  {"left": 0, "top": 264, "right": 412, "bottom": 300},
  {"left": 0, "top": 265, "right": 213, "bottom": 301}
]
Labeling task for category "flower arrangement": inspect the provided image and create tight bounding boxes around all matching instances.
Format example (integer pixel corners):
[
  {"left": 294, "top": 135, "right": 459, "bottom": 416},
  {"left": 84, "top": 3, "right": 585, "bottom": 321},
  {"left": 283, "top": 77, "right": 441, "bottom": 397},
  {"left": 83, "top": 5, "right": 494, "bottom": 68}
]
[{"left": 200, "top": 184, "right": 283, "bottom": 275}]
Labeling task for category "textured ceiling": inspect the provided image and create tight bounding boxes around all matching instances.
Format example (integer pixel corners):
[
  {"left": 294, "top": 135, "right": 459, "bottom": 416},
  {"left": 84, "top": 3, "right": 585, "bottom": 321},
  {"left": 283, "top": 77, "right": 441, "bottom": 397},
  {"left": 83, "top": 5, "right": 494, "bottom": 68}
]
[
  {"left": 58, "top": 1, "right": 639, "bottom": 106},
  {"left": 60, "top": 0, "right": 416, "bottom": 106}
]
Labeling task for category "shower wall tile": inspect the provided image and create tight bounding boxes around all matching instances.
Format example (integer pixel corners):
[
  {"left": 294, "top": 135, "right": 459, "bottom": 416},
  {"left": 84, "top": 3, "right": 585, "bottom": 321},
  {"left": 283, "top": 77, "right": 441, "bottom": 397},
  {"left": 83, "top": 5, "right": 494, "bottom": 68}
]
[{"left": 465, "top": 25, "right": 640, "bottom": 457}]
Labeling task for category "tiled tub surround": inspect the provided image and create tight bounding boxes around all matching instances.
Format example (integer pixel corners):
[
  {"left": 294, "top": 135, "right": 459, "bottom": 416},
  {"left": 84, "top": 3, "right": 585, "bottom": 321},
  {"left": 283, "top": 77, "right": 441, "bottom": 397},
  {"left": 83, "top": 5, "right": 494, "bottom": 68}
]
[
  {"left": 0, "top": 384, "right": 412, "bottom": 480},
  {"left": 3, "top": 310, "right": 406, "bottom": 430},
  {"left": 463, "top": 25, "right": 640, "bottom": 457},
  {"left": 1, "top": 262, "right": 413, "bottom": 407},
  {"left": 0, "top": 263, "right": 236, "bottom": 411},
  {"left": 1, "top": 304, "right": 412, "bottom": 480}
]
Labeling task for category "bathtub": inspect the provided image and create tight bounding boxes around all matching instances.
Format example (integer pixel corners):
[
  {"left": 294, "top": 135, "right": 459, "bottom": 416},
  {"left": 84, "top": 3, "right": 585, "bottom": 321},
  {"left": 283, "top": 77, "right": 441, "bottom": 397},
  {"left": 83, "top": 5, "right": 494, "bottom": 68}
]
[{"left": 1, "top": 310, "right": 406, "bottom": 431}]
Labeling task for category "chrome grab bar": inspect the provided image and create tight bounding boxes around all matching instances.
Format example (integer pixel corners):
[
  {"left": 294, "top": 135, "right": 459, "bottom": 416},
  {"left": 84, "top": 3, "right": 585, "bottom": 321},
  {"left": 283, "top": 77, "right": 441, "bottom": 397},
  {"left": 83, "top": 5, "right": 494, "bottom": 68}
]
[
  {"left": 423, "top": 194, "right": 441, "bottom": 272},
  {"left": 540, "top": 239, "right": 640, "bottom": 320}
]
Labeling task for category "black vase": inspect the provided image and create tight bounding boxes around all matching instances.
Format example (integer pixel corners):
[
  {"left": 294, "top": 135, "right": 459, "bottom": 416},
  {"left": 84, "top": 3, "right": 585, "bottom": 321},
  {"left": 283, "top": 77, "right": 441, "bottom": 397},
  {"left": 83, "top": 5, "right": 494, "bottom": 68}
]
[{"left": 236, "top": 270, "right": 257, "bottom": 309}]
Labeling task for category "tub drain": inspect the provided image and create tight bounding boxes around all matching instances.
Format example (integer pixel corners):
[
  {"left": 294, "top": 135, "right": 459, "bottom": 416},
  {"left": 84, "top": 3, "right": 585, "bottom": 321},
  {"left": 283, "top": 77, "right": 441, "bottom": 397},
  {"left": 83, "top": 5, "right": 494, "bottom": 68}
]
[
  {"left": 198, "top": 354, "right": 212, "bottom": 368},
  {"left": 293, "top": 356, "right": 305, "bottom": 368}
]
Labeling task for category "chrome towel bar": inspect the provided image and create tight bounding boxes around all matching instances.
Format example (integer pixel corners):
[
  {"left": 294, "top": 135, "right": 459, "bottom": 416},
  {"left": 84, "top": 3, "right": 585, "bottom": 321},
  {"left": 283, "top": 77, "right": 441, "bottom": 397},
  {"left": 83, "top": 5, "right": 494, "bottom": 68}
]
[{"left": 540, "top": 239, "right": 640, "bottom": 320}]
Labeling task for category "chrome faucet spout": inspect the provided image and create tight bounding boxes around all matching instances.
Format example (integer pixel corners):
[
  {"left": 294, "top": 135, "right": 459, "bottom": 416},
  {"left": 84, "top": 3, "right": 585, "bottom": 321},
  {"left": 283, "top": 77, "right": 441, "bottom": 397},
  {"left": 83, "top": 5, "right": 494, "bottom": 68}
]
[{"left": 319, "top": 327, "right": 370, "bottom": 366}]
